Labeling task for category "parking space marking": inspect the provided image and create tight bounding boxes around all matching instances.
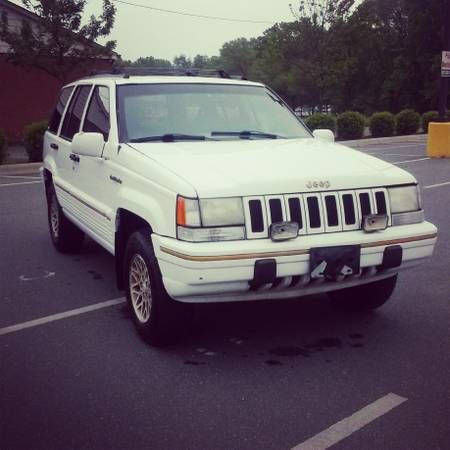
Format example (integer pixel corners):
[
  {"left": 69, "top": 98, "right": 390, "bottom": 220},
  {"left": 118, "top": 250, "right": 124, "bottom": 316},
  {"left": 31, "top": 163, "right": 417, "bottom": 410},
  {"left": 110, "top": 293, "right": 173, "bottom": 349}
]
[
  {"left": 366, "top": 153, "right": 422, "bottom": 157},
  {"left": 423, "top": 181, "right": 450, "bottom": 189},
  {"left": 0, "top": 181, "right": 41, "bottom": 188},
  {"left": 0, "top": 175, "right": 41, "bottom": 180},
  {"left": 393, "top": 157, "right": 430, "bottom": 165},
  {"left": 352, "top": 144, "right": 424, "bottom": 151},
  {"left": 291, "top": 393, "right": 407, "bottom": 450},
  {"left": 0, "top": 297, "right": 126, "bottom": 336}
]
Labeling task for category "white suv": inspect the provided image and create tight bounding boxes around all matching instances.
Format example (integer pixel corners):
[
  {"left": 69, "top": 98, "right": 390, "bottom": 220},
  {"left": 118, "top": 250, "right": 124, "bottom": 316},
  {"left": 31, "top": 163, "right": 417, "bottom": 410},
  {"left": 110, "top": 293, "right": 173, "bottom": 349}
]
[{"left": 43, "top": 71, "right": 437, "bottom": 345}]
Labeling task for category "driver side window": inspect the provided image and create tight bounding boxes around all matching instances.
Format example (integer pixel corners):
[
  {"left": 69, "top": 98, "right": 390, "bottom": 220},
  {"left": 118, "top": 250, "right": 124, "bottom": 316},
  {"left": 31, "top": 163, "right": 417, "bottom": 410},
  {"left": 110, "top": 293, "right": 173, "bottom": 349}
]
[{"left": 83, "top": 86, "right": 110, "bottom": 141}]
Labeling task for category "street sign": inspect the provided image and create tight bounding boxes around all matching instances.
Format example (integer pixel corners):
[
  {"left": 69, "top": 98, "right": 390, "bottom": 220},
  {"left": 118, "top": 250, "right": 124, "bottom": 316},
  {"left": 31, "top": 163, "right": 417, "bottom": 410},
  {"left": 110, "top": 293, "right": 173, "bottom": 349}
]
[{"left": 441, "top": 51, "right": 450, "bottom": 77}]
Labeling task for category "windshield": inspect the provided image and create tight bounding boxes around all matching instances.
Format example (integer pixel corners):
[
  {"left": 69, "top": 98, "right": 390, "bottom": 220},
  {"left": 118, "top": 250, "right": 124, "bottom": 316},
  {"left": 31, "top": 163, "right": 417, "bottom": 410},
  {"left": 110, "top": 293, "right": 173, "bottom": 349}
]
[{"left": 117, "top": 83, "right": 311, "bottom": 143}]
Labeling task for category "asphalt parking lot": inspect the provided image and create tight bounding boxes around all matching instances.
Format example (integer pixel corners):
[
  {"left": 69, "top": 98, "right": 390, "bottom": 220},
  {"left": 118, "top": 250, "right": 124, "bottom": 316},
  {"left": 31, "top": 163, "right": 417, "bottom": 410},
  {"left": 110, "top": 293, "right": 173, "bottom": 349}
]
[{"left": 0, "top": 135, "right": 449, "bottom": 450}]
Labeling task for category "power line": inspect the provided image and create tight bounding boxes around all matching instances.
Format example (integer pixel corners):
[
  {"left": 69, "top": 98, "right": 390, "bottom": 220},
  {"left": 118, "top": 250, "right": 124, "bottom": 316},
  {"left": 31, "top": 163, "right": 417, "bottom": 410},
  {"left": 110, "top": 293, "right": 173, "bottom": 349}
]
[{"left": 112, "top": 0, "right": 274, "bottom": 24}]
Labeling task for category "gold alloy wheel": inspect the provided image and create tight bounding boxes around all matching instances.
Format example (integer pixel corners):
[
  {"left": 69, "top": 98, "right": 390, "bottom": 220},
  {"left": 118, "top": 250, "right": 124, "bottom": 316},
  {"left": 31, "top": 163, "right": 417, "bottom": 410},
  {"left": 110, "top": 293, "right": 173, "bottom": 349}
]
[
  {"left": 129, "top": 254, "right": 152, "bottom": 323},
  {"left": 50, "top": 194, "right": 59, "bottom": 239}
]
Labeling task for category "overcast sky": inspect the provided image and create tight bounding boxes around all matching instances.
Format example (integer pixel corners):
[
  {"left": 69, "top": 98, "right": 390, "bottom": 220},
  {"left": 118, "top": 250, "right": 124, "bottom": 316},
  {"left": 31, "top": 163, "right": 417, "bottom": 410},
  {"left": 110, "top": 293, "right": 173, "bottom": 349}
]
[
  {"left": 11, "top": 0, "right": 295, "bottom": 61},
  {"left": 93, "top": 0, "right": 295, "bottom": 61}
]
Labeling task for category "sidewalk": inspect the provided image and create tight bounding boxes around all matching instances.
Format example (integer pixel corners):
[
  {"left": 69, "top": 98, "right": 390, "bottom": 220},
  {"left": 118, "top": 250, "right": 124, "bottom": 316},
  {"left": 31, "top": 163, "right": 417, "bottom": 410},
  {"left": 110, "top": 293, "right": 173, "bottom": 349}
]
[{"left": 0, "top": 145, "right": 41, "bottom": 175}]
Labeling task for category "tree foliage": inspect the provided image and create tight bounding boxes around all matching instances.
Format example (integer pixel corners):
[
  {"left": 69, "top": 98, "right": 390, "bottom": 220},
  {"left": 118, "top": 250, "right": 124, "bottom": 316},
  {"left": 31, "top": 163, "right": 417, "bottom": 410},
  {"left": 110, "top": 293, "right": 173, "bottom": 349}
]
[
  {"left": 0, "top": 0, "right": 116, "bottom": 80},
  {"left": 127, "top": 0, "right": 446, "bottom": 114}
]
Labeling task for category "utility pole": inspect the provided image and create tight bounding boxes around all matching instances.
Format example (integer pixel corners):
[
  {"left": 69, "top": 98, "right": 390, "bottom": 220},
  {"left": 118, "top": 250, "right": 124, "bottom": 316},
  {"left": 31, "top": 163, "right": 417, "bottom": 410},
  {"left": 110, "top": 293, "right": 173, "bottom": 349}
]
[{"left": 439, "top": 0, "right": 450, "bottom": 121}]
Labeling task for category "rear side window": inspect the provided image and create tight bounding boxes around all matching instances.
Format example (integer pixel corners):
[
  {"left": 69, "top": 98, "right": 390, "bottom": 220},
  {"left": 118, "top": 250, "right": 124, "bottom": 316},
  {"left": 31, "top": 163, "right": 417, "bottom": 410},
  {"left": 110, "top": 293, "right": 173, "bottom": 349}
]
[
  {"left": 60, "top": 85, "right": 92, "bottom": 141},
  {"left": 82, "top": 86, "right": 110, "bottom": 141},
  {"left": 48, "top": 86, "right": 74, "bottom": 134}
]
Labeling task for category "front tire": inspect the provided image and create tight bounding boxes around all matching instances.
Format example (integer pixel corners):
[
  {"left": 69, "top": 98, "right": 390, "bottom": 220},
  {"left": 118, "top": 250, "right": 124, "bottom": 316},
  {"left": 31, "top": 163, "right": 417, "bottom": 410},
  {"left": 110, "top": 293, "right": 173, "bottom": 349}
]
[
  {"left": 124, "top": 228, "right": 185, "bottom": 346},
  {"left": 328, "top": 275, "right": 398, "bottom": 311},
  {"left": 47, "top": 184, "right": 84, "bottom": 253}
]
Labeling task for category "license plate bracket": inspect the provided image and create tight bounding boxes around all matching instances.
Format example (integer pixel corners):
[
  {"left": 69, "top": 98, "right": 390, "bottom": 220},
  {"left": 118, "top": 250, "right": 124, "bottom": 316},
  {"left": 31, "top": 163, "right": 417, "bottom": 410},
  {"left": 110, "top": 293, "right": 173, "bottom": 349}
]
[{"left": 310, "top": 245, "right": 361, "bottom": 280}]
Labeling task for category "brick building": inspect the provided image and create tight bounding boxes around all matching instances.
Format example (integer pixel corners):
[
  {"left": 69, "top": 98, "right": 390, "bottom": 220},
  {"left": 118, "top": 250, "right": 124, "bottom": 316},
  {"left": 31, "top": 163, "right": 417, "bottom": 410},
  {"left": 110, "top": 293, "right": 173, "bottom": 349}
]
[{"left": 0, "top": 0, "right": 115, "bottom": 143}]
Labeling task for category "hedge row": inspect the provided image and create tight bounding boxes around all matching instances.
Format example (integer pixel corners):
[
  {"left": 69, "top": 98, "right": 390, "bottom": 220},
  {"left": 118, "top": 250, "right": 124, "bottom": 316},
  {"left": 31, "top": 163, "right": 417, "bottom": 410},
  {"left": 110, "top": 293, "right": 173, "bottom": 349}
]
[
  {"left": 305, "top": 109, "right": 444, "bottom": 140},
  {"left": 24, "top": 121, "right": 48, "bottom": 162}
]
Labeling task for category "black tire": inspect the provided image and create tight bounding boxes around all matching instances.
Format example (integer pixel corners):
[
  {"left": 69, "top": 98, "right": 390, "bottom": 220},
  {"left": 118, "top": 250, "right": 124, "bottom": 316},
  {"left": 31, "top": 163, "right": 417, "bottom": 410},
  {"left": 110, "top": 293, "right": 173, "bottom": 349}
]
[
  {"left": 124, "top": 228, "right": 186, "bottom": 346},
  {"left": 328, "top": 275, "right": 398, "bottom": 311},
  {"left": 47, "top": 183, "right": 84, "bottom": 253}
]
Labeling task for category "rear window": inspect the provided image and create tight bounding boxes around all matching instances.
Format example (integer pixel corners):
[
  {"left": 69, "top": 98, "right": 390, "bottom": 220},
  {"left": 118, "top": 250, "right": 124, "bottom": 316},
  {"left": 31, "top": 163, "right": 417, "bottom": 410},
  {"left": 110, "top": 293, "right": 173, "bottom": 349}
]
[{"left": 48, "top": 86, "right": 74, "bottom": 134}]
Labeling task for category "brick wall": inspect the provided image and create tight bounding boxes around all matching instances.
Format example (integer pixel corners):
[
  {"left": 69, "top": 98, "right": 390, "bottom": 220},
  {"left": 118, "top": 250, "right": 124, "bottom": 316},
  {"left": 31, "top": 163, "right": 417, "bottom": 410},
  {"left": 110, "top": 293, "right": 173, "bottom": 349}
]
[{"left": 0, "top": 56, "right": 113, "bottom": 143}]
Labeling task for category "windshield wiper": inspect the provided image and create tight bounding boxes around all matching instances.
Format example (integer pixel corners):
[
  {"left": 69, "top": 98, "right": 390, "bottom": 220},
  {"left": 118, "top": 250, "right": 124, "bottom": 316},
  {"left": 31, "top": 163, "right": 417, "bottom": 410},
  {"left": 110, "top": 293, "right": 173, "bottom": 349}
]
[
  {"left": 211, "top": 130, "right": 282, "bottom": 139},
  {"left": 130, "top": 133, "right": 209, "bottom": 143}
]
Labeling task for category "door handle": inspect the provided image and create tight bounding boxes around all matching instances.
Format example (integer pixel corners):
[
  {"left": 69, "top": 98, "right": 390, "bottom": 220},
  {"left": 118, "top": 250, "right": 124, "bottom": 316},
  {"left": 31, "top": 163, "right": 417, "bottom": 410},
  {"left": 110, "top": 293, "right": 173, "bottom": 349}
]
[
  {"left": 50, "top": 143, "right": 59, "bottom": 150},
  {"left": 69, "top": 153, "right": 80, "bottom": 162}
]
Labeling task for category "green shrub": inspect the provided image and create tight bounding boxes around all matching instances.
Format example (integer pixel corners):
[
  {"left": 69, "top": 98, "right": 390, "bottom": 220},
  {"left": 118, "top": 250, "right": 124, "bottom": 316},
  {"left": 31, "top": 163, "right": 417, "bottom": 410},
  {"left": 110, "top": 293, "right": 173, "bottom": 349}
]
[
  {"left": 0, "top": 129, "right": 6, "bottom": 164},
  {"left": 305, "top": 113, "right": 336, "bottom": 132},
  {"left": 369, "top": 112, "right": 395, "bottom": 138},
  {"left": 395, "top": 109, "right": 420, "bottom": 135},
  {"left": 422, "top": 111, "right": 439, "bottom": 133},
  {"left": 24, "top": 120, "right": 48, "bottom": 162},
  {"left": 337, "top": 111, "right": 366, "bottom": 140}
]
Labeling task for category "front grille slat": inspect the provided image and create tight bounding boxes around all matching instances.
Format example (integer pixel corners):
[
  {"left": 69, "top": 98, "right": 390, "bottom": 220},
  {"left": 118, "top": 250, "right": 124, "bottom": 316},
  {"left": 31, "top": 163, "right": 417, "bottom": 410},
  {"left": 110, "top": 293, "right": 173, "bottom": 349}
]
[
  {"left": 269, "top": 198, "right": 283, "bottom": 223},
  {"left": 244, "top": 188, "right": 390, "bottom": 239},
  {"left": 375, "top": 191, "right": 387, "bottom": 215},
  {"left": 342, "top": 194, "right": 356, "bottom": 225},
  {"left": 249, "top": 199, "right": 264, "bottom": 232},
  {"left": 325, "top": 195, "right": 338, "bottom": 227},
  {"left": 288, "top": 197, "right": 303, "bottom": 229},
  {"left": 307, "top": 197, "right": 321, "bottom": 229},
  {"left": 359, "top": 192, "right": 372, "bottom": 217}
]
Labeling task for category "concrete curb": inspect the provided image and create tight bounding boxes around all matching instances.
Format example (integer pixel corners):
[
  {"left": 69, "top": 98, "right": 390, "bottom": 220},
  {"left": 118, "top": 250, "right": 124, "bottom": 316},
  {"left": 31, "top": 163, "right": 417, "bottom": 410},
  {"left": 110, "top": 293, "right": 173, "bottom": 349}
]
[
  {"left": 339, "top": 134, "right": 427, "bottom": 146},
  {"left": 0, "top": 162, "right": 42, "bottom": 176}
]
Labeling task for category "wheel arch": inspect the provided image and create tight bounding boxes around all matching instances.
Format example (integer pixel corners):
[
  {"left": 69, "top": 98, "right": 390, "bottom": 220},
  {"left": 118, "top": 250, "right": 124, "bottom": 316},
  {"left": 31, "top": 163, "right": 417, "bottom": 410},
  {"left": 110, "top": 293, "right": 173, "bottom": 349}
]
[{"left": 115, "top": 208, "right": 153, "bottom": 290}]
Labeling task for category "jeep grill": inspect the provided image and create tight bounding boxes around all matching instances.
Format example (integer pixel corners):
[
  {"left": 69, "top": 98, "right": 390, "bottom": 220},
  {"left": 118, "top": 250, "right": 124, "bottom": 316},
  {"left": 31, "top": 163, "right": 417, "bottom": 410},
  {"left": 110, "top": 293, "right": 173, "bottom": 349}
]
[{"left": 243, "top": 189, "right": 390, "bottom": 239}]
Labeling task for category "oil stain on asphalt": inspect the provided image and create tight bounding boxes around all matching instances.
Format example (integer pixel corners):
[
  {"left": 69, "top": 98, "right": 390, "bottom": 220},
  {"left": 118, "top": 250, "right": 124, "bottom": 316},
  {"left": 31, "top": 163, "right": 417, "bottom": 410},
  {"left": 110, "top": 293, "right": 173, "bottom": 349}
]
[{"left": 184, "top": 334, "right": 365, "bottom": 367}]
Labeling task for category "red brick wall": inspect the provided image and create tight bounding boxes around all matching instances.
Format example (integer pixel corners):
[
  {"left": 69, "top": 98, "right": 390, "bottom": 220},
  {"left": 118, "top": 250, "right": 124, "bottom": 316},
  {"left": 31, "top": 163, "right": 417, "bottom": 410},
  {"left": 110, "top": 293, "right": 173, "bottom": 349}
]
[{"left": 0, "top": 55, "right": 114, "bottom": 143}]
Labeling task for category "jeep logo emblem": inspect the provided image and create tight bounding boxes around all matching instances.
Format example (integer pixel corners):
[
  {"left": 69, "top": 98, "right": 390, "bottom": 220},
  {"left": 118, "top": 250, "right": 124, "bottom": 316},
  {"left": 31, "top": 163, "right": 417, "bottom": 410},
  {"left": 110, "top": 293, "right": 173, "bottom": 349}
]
[{"left": 306, "top": 181, "right": 331, "bottom": 189}]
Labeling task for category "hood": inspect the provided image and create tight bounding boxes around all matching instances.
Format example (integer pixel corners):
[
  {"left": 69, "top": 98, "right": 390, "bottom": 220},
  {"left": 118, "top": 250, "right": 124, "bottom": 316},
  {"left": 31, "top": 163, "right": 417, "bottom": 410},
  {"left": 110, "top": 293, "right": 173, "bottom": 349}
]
[{"left": 129, "top": 138, "right": 416, "bottom": 197}]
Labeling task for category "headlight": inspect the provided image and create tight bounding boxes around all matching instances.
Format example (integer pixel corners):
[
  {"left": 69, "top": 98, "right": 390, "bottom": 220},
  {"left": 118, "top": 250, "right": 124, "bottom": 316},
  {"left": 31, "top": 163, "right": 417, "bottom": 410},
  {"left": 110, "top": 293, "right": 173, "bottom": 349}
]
[
  {"left": 388, "top": 185, "right": 421, "bottom": 213},
  {"left": 200, "top": 198, "right": 244, "bottom": 226},
  {"left": 176, "top": 196, "right": 245, "bottom": 241}
]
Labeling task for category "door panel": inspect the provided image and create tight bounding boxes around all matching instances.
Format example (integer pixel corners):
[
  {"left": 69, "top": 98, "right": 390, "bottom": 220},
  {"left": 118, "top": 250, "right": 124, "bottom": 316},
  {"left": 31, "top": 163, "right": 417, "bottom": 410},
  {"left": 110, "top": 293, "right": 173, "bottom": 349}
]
[{"left": 69, "top": 85, "right": 115, "bottom": 248}]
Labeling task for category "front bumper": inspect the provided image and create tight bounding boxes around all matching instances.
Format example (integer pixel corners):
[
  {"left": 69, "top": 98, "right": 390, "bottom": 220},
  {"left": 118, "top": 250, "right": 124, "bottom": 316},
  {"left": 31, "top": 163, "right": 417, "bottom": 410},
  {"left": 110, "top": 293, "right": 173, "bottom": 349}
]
[{"left": 152, "top": 222, "right": 437, "bottom": 303}]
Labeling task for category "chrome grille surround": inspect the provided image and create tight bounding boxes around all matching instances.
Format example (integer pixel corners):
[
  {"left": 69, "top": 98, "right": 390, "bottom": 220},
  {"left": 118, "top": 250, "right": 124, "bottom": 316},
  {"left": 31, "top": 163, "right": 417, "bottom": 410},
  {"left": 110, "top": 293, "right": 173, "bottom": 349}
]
[{"left": 244, "top": 188, "right": 390, "bottom": 239}]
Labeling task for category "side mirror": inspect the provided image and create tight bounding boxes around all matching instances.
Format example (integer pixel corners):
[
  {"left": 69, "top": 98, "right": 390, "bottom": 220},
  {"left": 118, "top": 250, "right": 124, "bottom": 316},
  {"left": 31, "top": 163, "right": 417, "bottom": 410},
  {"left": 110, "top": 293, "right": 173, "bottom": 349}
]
[
  {"left": 313, "top": 129, "right": 335, "bottom": 143},
  {"left": 72, "top": 132, "right": 105, "bottom": 158}
]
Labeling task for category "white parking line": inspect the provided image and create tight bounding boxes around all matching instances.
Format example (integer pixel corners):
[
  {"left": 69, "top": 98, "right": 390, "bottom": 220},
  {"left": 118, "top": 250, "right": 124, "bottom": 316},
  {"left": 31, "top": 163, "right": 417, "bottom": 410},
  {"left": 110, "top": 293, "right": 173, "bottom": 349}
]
[
  {"left": 0, "top": 175, "right": 41, "bottom": 180},
  {"left": 423, "top": 181, "right": 450, "bottom": 189},
  {"left": 0, "top": 181, "right": 41, "bottom": 188},
  {"left": 291, "top": 393, "right": 407, "bottom": 450},
  {"left": 353, "top": 144, "right": 423, "bottom": 151},
  {"left": 366, "top": 153, "right": 422, "bottom": 157},
  {"left": 393, "top": 157, "right": 430, "bottom": 165},
  {"left": 0, "top": 297, "right": 126, "bottom": 336}
]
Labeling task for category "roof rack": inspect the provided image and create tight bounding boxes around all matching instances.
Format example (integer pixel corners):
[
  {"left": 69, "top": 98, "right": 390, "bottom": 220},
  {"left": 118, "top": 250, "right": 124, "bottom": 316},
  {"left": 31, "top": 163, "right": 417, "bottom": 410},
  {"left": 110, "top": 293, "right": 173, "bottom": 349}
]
[{"left": 87, "top": 67, "right": 247, "bottom": 80}]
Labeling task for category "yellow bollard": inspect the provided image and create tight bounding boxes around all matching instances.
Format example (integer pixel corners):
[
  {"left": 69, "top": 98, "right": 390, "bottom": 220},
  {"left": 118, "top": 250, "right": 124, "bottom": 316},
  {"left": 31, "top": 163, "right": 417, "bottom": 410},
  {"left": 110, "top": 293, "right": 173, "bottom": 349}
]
[{"left": 427, "top": 122, "right": 450, "bottom": 158}]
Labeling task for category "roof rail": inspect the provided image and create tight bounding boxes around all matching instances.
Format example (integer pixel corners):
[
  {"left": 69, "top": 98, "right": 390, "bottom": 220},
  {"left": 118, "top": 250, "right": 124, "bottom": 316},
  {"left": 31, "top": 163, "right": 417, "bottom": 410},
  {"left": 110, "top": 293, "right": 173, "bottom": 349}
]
[{"left": 86, "top": 67, "right": 246, "bottom": 80}]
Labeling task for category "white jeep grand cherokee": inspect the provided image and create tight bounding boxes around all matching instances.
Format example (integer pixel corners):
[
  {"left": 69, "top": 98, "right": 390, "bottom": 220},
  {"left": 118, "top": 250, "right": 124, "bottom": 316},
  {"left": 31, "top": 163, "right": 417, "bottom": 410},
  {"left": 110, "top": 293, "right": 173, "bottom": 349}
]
[{"left": 43, "top": 72, "right": 437, "bottom": 345}]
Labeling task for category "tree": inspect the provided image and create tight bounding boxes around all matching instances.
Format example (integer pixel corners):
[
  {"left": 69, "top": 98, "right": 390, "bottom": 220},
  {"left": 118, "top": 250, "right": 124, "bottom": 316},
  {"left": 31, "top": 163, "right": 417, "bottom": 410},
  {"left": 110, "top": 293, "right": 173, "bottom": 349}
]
[
  {"left": 173, "top": 54, "right": 192, "bottom": 69},
  {"left": 129, "top": 56, "right": 172, "bottom": 68},
  {"left": 0, "top": 0, "right": 116, "bottom": 80},
  {"left": 287, "top": 0, "right": 357, "bottom": 111},
  {"left": 219, "top": 38, "right": 258, "bottom": 78}
]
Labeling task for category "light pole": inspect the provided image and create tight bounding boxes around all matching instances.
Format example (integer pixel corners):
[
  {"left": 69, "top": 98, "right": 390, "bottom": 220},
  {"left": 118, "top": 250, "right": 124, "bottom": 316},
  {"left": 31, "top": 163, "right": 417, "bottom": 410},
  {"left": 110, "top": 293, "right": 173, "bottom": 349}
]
[{"left": 439, "top": 0, "right": 450, "bottom": 121}]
